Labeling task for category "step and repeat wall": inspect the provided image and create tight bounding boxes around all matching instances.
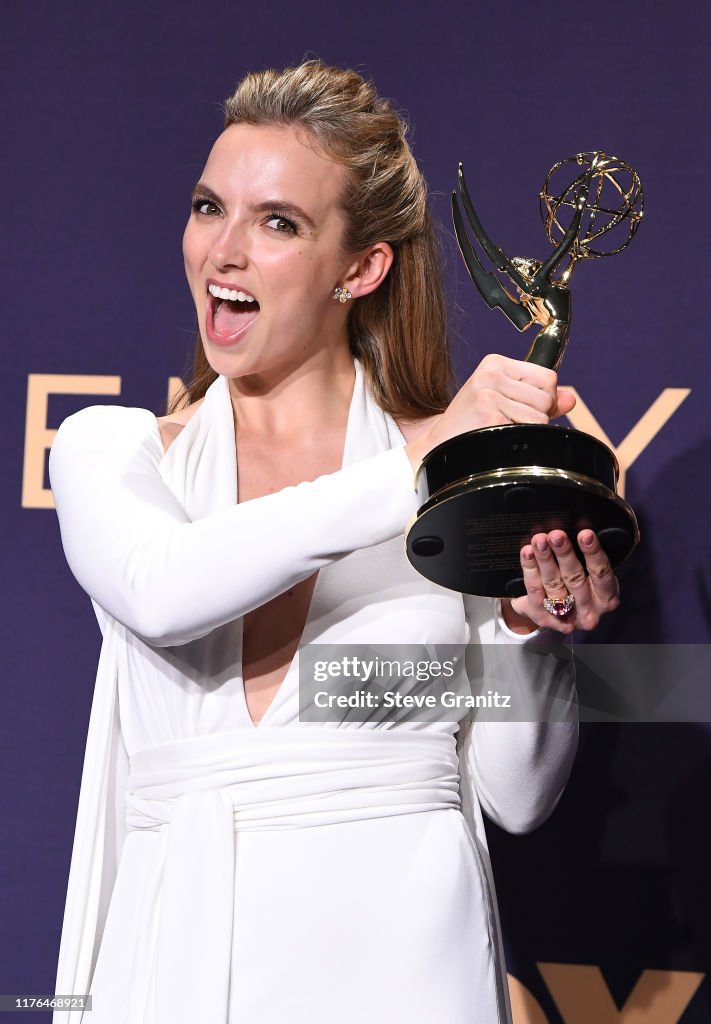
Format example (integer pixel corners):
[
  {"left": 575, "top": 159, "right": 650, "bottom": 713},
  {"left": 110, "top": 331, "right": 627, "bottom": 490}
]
[{"left": 3, "top": 1, "right": 709, "bottom": 1021}]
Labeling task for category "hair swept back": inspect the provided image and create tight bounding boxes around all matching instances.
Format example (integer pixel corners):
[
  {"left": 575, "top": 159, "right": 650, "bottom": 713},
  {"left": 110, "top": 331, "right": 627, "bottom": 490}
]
[{"left": 170, "top": 60, "right": 453, "bottom": 419}]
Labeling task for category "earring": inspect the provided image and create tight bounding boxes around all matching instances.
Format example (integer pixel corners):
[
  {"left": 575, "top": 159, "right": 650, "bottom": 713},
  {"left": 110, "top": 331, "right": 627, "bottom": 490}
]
[{"left": 332, "top": 286, "right": 352, "bottom": 304}]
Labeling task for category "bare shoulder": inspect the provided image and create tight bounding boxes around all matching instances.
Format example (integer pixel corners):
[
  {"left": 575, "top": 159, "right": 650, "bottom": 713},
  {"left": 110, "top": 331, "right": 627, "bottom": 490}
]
[
  {"left": 156, "top": 397, "right": 206, "bottom": 454},
  {"left": 394, "top": 413, "right": 441, "bottom": 444}
]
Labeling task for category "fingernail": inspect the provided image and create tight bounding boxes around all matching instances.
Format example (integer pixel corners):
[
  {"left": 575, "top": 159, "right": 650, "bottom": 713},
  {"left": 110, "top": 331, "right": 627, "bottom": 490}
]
[
  {"left": 536, "top": 538, "right": 548, "bottom": 552},
  {"left": 581, "top": 532, "right": 594, "bottom": 547},
  {"left": 550, "top": 535, "right": 564, "bottom": 548}
]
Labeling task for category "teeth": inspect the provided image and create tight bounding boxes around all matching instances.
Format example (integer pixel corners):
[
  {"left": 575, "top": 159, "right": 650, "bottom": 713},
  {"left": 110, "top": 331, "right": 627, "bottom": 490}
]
[{"left": 208, "top": 283, "right": 256, "bottom": 303}]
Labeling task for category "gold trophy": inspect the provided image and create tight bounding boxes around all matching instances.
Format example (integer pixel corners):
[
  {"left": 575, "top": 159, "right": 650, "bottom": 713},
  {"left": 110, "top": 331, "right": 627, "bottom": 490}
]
[{"left": 405, "top": 152, "right": 644, "bottom": 597}]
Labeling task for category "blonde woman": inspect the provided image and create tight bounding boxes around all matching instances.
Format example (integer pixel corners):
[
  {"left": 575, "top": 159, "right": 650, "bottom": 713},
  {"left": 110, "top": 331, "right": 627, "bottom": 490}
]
[{"left": 50, "top": 61, "right": 619, "bottom": 1024}]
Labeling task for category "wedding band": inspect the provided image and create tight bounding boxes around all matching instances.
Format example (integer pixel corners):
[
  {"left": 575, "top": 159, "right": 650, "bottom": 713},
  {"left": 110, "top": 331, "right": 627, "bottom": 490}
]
[{"left": 542, "top": 594, "right": 575, "bottom": 618}]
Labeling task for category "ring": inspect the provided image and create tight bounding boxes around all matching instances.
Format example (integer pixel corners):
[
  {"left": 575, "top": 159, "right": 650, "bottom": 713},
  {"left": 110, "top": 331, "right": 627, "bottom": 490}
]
[{"left": 542, "top": 594, "right": 575, "bottom": 618}]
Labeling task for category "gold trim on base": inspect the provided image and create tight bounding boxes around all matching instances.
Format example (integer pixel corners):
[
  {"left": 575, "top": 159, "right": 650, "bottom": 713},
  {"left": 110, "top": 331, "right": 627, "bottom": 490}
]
[{"left": 418, "top": 464, "right": 632, "bottom": 517}]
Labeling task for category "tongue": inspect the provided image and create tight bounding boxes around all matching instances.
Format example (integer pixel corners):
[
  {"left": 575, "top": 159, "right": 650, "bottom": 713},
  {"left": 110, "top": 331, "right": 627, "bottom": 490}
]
[{"left": 213, "top": 299, "right": 259, "bottom": 338}]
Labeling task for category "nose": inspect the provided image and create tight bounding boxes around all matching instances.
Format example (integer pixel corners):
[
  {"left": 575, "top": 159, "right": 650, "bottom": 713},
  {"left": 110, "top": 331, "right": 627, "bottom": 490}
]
[{"left": 208, "top": 218, "right": 249, "bottom": 272}]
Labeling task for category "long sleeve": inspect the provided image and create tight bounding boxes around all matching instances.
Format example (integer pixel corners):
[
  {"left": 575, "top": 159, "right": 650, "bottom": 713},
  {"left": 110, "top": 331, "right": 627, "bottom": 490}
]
[
  {"left": 49, "top": 404, "right": 421, "bottom": 647},
  {"left": 458, "top": 596, "right": 578, "bottom": 834}
]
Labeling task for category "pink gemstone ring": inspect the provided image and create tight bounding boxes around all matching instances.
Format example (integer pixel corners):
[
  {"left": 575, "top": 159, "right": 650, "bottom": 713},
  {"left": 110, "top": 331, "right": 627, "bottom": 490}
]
[{"left": 542, "top": 594, "right": 575, "bottom": 618}]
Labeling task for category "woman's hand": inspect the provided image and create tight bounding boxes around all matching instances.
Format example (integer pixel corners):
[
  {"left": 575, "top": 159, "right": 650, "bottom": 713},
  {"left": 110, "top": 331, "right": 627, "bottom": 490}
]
[
  {"left": 404, "top": 353, "right": 576, "bottom": 473},
  {"left": 502, "top": 528, "right": 621, "bottom": 635}
]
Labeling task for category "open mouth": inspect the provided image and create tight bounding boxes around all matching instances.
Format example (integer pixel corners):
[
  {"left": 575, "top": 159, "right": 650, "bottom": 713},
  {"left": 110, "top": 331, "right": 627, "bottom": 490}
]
[{"left": 207, "top": 283, "right": 261, "bottom": 344}]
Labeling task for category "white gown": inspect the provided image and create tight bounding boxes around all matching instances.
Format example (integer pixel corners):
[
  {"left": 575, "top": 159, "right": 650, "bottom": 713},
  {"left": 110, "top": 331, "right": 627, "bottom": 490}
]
[{"left": 48, "top": 360, "right": 577, "bottom": 1024}]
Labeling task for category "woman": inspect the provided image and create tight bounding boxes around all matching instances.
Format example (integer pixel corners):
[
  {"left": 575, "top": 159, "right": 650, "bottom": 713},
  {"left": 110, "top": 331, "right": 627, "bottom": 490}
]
[{"left": 49, "top": 62, "right": 619, "bottom": 1024}]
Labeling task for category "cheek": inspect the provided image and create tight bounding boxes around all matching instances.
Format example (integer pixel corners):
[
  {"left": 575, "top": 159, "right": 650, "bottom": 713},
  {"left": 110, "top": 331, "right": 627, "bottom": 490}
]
[
  {"left": 259, "top": 245, "right": 340, "bottom": 310},
  {"left": 181, "top": 220, "right": 191, "bottom": 254},
  {"left": 182, "top": 223, "right": 203, "bottom": 278}
]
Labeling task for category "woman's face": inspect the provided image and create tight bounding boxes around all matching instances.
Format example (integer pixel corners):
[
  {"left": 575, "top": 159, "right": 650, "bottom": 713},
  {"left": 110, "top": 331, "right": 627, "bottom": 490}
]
[{"left": 183, "top": 121, "right": 353, "bottom": 382}]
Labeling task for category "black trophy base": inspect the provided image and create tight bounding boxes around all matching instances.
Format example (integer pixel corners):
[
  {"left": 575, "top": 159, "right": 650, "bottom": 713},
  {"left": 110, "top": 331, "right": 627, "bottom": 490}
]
[{"left": 405, "top": 424, "right": 639, "bottom": 598}]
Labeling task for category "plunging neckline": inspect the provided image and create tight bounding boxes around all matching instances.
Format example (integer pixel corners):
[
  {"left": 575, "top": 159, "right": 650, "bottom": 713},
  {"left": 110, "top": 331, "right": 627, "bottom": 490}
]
[
  {"left": 153, "top": 360, "right": 387, "bottom": 731},
  {"left": 231, "top": 367, "right": 362, "bottom": 730}
]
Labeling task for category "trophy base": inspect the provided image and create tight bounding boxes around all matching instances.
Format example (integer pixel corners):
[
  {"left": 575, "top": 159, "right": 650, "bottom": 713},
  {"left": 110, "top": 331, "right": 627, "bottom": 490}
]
[{"left": 405, "top": 425, "right": 639, "bottom": 597}]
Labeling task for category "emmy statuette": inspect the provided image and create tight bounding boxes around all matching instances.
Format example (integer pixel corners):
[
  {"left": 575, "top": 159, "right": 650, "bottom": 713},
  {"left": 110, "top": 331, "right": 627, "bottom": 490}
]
[{"left": 405, "top": 152, "right": 643, "bottom": 598}]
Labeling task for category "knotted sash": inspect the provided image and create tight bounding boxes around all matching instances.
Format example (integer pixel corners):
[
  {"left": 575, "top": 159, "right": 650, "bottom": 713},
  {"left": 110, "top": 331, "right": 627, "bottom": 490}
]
[{"left": 125, "top": 727, "right": 461, "bottom": 1023}]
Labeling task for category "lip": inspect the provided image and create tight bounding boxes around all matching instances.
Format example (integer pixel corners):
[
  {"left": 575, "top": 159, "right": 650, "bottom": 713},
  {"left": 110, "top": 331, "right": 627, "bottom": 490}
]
[{"left": 204, "top": 278, "right": 260, "bottom": 348}]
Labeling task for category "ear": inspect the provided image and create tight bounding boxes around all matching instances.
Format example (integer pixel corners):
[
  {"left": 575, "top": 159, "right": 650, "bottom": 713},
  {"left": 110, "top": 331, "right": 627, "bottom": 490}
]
[{"left": 341, "top": 242, "right": 395, "bottom": 298}]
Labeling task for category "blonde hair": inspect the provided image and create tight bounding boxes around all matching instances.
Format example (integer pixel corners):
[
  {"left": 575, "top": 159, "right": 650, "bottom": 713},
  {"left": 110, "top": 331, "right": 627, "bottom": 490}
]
[{"left": 171, "top": 60, "right": 453, "bottom": 419}]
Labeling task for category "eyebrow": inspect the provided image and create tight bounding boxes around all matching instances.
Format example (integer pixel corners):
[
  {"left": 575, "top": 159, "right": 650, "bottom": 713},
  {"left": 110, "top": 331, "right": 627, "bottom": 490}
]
[{"left": 191, "top": 182, "right": 317, "bottom": 231}]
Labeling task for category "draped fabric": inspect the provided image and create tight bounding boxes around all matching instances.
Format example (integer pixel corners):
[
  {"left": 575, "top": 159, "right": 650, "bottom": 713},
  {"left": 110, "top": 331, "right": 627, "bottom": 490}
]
[{"left": 51, "top": 361, "right": 576, "bottom": 1023}]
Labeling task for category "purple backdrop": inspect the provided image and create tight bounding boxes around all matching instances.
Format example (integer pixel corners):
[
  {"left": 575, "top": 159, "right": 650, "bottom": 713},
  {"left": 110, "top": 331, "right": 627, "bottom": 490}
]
[{"left": 2, "top": 1, "right": 709, "bottom": 1021}]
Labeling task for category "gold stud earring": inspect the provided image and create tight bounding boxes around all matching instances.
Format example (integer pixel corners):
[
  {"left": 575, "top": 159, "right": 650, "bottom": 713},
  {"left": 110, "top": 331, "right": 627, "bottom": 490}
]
[{"left": 332, "top": 286, "right": 352, "bottom": 304}]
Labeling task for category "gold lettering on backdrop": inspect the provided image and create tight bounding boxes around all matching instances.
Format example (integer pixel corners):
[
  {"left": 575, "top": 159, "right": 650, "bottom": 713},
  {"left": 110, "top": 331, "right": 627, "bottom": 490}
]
[
  {"left": 537, "top": 963, "right": 704, "bottom": 1024},
  {"left": 22, "top": 374, "right": 122, "bottom": 509},
  {"left": 21, "top": 377, "right": 692, "bottom": 509},
  {"left": 563, "top": 388, "right": 691, "bottom": 499}
]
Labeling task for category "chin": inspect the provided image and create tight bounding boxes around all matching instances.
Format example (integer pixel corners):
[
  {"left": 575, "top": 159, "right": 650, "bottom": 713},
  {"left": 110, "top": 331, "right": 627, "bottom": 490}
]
[
  {"left": 201, "top": 339, "right": 282, "bottom": 383},
  {"left": 201, "top": 344, "right": 249, "bottom": 380}
]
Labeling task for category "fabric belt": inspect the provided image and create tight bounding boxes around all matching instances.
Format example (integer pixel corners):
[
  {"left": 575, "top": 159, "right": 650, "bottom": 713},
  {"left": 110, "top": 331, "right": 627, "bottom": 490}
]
[{"left": 125, "top": 727, "right": 460, "bottom": 1024}]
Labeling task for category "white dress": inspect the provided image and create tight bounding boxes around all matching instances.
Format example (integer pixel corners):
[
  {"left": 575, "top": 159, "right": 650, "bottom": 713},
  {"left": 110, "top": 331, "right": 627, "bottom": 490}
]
[{"left": 48, "top": 360, "right": 577, "bottom": 1024}]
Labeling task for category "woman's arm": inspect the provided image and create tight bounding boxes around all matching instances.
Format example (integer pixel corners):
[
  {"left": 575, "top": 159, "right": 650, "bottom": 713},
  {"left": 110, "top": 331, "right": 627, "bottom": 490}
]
[
  {"left": 49, "top": 405, "right": 420, "bottom": 647},
  {"left": 459, "top": 595, "right": 578, "bottom": 834}
]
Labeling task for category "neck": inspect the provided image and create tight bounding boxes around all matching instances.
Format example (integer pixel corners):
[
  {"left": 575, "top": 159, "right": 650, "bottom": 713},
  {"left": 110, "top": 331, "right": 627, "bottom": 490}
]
[{"left": 227, "top": 345, "right": 356, "bottom": 440}]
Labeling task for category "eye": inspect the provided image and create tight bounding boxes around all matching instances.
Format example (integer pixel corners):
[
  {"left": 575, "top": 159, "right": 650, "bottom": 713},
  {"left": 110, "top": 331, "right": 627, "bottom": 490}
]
[
  {"left": 191, "top": 197, "right": 221, "bottom": 216},
  {"left": 265, "top": 213, "right": 298, "bottom": 235}
]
